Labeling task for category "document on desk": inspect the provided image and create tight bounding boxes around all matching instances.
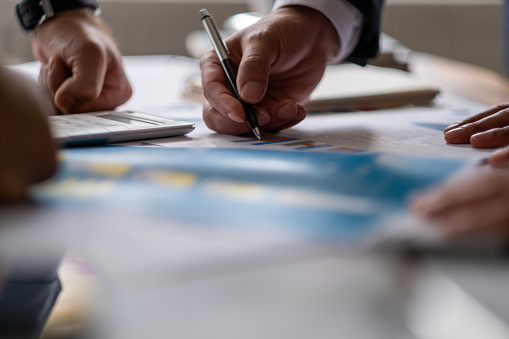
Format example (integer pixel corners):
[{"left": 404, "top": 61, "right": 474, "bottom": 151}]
[
  {"left": 31, "top": 147, "right": 466, "bottom": 247},
  {"left": 107, "top": 56, "right": 490, "bottom": 159},
  {"left": 132, "top": 104, "right": 491, "bottom": 162}
]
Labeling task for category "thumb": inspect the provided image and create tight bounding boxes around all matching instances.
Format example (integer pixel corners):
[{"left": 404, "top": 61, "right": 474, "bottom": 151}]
[{"left": 236, "top": 39, "right": 274, "bottom": 104}]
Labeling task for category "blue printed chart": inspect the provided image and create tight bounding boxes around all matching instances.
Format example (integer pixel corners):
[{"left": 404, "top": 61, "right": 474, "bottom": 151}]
[{"left": 32, "top": 147, "right": 466, "bottom": 246}]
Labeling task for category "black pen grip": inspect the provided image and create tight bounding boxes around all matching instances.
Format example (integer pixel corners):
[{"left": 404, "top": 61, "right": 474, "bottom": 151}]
[
  {"left": 221, "top": 58, "right": 239, "bottom": 95},
  {"left": 221, "top": 58, "right": 259, "bottom": 130}
]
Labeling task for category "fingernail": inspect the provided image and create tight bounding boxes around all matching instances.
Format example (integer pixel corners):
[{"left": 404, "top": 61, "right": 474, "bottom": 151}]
[
  {"left": 278, "top": 103, "right": 298, "bottom": 120},
  {"left": 297, "top": 106, "right": 306, "bottom": 119},
  {"left": 241, "top": 81, "right": 264, "bottom": 102},
  {"left": 445, "top": 127, "right": 466, "bottom": 140},
  {"left": 227, "top": 113, "right": 244, "bottom": 123},
  {"left": 257, "top": 109, "right": 270, "bottom": 126},
  {"left": 471, "top": 132, "right": 494, "bottom": 143},
  {"left": 445, "top": 122, "right": 460, "bottom": 131}
]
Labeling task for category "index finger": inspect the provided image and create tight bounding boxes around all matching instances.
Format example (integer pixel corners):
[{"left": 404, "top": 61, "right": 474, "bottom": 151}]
[
  {"left": 200, "top": 49, "right": 245, "bottom": 122},
  {"left": 444, "top": 107, "right": 509, "bottom": 145},
  {"left": 444, "top": 103, "right": 509, "bottom": 133},
  {"left": 411, "top": 166, "right": 505, "bottom": 217}
]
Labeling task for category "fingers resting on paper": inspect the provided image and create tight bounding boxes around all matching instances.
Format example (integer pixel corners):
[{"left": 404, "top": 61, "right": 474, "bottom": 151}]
[
  {"left": 438, "top": 104, "right": 509, "bottom": 239},
  {"left": 444, "top": 102, "right": 509, "bottom": 148},
  {"left": 411, "top": 164, "right": 509, "bottom": 239}
]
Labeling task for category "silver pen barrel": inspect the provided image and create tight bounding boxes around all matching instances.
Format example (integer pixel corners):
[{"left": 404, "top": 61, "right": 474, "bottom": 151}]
[{"left": 200, "top": 9, "right": 229, "bottom": 61}]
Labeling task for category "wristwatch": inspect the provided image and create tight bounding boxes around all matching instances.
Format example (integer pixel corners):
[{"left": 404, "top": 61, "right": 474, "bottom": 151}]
[{"left": 16, "top": 0, "right": 100, "bottom": 32}]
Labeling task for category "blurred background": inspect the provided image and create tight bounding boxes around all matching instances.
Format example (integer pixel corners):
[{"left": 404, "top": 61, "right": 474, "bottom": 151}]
[
  {"left": 0, "top": 0, "right": 505, "bottom": 75},
  {"left": 1, "top": 1, "right": 507, "bottom": 338}
]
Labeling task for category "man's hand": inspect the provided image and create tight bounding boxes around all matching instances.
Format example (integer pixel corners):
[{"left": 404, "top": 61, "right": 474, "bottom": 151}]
[
  {"left": 444, "top": 102, "right": 509, "bottom": 148},
  {"left": 0, "top": 67, "right": 56, "bottom": 202},
  {"left": 411, "top": 165, "right": 509, "bottom": 238},
  {"left": 200, "top": 6, "right": 340, "bottom": 135},
  {"left": 31, "top": 9, "right": 132, "bottom": 114}
]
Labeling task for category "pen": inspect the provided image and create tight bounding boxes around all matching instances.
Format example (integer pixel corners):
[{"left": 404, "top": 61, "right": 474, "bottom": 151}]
[{"left": 200, "top": 8, "right": 262, "bottom": 140}]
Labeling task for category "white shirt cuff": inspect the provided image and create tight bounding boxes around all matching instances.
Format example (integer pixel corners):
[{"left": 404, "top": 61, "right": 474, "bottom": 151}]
[{"left": 273, "top": 0, "right": 363, "bottom": 63}]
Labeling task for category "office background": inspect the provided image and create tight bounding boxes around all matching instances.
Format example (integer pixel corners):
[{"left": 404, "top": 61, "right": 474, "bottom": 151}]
[{"left": 0, "top": 0, "right": 504, "bottom": 75}]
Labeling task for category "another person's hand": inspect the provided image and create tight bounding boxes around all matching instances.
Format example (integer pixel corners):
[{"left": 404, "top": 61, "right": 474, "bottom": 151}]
[
  {"left": 411, "top": 163, "right": 509, "bottom": 238},
  {"left": 0, "top": 67, "right": 56, "bottom": 202},
  {"left": 199, "top": 6, "right": 340, "bottom": 135},
  {"left": 444, "top": 102, "right": 509, "bottom": 148},
  {"left": 31, "top": 9, "right": 132, "bottom": 114},
  {"left": 489, "top": 145, "right": 509, "bottom": 168}
]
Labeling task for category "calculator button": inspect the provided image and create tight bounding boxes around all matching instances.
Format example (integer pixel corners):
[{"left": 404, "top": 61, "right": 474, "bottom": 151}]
[
  {"left": 49, "top": 124, "right": 71, "bottom": 133},
  {"left": 65, "top": 122, "right": 110, "bottom": 134},
  {"left": 64, "top": 129, "right": 88, "bottom": 137},
  {"left": 101, "top": 125, "right": 132, "bottom": 132},
  {"left": 49, "top": 119, "right": 77, "bottom": 128},
  {"left": 81, "top": 126, "right": 111, "bottom": 134},
  {"left": 62, "top": 115, "right": 135, "bottom": 130},
  {"left": 72, "top": 115, "right": 115, "bottom": 125}
]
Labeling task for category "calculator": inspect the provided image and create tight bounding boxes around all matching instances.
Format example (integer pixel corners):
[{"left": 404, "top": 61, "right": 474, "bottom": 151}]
[{"left": 48, "top": 110, "right": 195, "bottom": 147}]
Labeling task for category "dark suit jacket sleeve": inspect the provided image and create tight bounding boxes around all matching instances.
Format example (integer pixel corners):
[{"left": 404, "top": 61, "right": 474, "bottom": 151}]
[{"left": 343, "top": 0, "right": 384, "bottom": 65}]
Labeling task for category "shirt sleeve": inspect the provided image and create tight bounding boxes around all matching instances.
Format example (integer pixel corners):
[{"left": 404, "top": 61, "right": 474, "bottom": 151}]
[
  {"left": 0, "top": 276, "right": 62, "bottom": 338},
  {"left": 272, "top": 0, "right": 363, "bottom": 64}
]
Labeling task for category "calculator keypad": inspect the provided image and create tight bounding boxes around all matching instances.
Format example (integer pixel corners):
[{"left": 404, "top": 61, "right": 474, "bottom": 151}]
[{"left": 47, "top": 110, "right": 194, "bottom": 146}]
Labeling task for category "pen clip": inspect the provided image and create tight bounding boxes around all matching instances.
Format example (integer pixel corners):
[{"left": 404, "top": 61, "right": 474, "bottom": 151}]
[{"left": 222, "top": 38, "right": 230, "bottom": 56}]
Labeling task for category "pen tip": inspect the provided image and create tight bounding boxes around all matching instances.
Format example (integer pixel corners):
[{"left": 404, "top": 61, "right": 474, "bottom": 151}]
[{"left": 253, "top": 127, "right": 262, "bottom": 140}]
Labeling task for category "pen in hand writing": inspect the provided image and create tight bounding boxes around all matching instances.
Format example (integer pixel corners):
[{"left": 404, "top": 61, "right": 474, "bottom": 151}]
[{"left": 200, "top": 8, "right": 262, "bottom": 140}]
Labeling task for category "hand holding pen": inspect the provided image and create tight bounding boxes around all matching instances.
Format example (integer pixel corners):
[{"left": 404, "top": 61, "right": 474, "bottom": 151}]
[
  {"left": 198, "top": 6, "right": 339, "bottom": 136},
  {"left": 200, "top": 9, "right": 261, "bottom": 139}
]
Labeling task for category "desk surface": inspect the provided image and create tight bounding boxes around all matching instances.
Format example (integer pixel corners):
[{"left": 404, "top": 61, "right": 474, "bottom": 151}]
[
  {"left": 8, "top": 55, "right": 509, "bottom": 339},
  {"left": 411, "top": 53, "right": 509, "bottom": 106}
]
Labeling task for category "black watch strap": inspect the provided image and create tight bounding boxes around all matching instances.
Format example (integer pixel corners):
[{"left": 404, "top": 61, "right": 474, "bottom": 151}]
[{"left": 16, "top": 0, "right": 100, "bottom": 32}]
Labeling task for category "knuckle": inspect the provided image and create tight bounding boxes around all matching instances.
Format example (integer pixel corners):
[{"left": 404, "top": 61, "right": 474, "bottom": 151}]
[
  {"left": 78, "top": 87, "right": 101, "bottom": 101},
  {"left": 241, "top": 54, "right": 266, "bottom": 69},
  {"left": 471, "top": 120, "right": 489, "bottom": 133},
  {"left": 243, "top": 28, "right": 275, "bottom": 51},
  {"left": 78, "top": 40, "right": 105, "bottom": 59},
  {"left": 200, "top": 50, "right": 217, "bottom": 68},
  {"left": 244, "top": 29, "right": 266, "bottom": 44}
]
